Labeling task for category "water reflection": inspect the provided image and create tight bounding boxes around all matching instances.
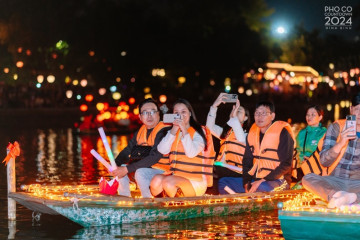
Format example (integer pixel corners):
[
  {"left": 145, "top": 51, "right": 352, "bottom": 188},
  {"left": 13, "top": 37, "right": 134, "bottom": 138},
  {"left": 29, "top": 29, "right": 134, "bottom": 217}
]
[{"left": 72, "top": 211, "right": 283, "bottom": 239}]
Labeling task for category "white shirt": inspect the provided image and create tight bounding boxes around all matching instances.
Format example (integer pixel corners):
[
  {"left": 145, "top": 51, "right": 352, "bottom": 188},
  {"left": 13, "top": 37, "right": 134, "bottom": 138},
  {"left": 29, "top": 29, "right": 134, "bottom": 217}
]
[{"left": 157, "top": 129, "right": 205, "bottom": 157}]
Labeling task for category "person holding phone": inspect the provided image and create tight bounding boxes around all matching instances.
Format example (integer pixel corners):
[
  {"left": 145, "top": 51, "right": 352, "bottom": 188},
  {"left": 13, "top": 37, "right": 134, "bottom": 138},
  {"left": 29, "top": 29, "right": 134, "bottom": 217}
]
[
  {"left": 150, "top": 98, "right": 215, "bottom": 197},
  {"left": 293, "top": 105, "right": 327, "bottom": 184},
  {"left": 110, "top": 98, "right": 171, "bottom": 198},
  {"left": 206, "top": 93, "right": 251, "bottom": 194},
  {"left": 303, "top": 93, "right": 360, "bottom": 208}
]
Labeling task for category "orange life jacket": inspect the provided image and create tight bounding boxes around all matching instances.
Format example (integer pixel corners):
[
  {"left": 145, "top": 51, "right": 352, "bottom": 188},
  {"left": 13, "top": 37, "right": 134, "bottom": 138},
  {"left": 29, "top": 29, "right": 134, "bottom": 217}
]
[
  {"left": 217, "top": 130, "right": 246, "bottom": 171},
  {"left": 247, "top": 121, "right": 295, "bottom": 179},
  {"left": 301, "top": 119, "right": 348, "bottom": 176},
  {"left": 170, "top": 126, "right": 215, "bottom": 187},
  {"left": 136, "top": 122, "right": 170, "bottom": 171}
]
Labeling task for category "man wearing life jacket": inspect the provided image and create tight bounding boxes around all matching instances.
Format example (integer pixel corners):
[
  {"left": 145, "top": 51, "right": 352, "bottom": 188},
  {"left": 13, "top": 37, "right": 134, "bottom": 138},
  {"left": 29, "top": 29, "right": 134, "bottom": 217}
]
[
  {"left": 218, "top": 101, "right": 295, "bottom": 194},
  {"left": 111, "top": 98, "right": 171, "bottom": 198},
  {"left": 303, "top": 93, "right": 360, "bottom": 208}
]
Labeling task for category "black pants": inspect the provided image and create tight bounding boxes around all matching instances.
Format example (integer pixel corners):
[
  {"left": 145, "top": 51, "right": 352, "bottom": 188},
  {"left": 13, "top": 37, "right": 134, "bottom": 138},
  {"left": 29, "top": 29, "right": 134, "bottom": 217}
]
[{"left": 206, "top": 165, "right": 242, "bottom": 195}]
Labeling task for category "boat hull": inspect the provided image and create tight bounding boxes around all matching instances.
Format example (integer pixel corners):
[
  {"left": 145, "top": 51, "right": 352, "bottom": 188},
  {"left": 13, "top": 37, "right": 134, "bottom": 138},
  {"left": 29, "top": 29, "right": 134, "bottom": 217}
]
[{"left": 10, "top": 190, "right": 303, "bottom": 227}]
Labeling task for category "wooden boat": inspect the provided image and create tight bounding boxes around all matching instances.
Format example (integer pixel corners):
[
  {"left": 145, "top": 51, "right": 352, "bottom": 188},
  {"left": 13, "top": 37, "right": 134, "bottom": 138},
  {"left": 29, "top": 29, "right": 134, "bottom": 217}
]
[
  {"left": 9, "top": 184, "right": 304, "bottom": 227},
  {"left": 278, "top": 192, "right": 360, "bottom": 239}
]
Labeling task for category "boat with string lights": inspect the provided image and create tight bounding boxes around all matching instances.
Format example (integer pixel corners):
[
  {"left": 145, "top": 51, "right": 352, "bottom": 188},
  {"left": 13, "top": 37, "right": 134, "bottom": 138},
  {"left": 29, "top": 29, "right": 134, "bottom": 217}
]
[
  {"left": 8, "top": 184, "right": 304, "bottom": 227},
  {"left": 278, "top": 192, "right": 360, "bottom": 239}
]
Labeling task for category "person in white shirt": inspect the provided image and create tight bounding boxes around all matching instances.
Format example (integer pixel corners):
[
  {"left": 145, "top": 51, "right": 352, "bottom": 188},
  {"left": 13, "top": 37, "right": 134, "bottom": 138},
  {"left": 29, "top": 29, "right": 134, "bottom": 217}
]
[{"left": 150, "top": 99, "right": 211, "bottom": 197}]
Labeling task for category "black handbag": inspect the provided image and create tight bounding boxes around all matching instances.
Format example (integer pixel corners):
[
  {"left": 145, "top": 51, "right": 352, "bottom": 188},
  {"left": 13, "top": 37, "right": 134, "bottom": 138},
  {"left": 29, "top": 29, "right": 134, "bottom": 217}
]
[{"left": 129, "top": 145, "right": 152, "bottom": 163}]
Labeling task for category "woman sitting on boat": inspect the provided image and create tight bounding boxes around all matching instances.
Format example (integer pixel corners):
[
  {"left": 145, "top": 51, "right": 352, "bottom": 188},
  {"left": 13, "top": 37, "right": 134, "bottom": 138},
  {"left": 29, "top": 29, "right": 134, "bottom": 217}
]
[
  {"left": 150, "top": 98, "right": 215, "bottom": 197},
  {"left": 206, "top": 93, "right": 251, "bottom": 194},
  {"left": 111, "top": 98, "right": 171, "bottom": 198},
  {"left": 293, "top": 105, "right": 326, "bottom": 186}
]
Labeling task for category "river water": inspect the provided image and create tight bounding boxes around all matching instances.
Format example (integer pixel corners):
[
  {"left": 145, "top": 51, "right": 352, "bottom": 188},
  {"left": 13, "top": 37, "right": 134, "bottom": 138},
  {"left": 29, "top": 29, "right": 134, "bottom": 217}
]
[{"left": 0, "top": 125, "right": 285, "bottom": 239}]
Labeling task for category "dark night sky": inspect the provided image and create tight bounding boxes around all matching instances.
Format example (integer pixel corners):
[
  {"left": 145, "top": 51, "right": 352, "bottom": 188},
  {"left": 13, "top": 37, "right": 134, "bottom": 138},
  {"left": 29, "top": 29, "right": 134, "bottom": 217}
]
[{"left": 265, "top": 0, "right": 360, "bottom": 41}]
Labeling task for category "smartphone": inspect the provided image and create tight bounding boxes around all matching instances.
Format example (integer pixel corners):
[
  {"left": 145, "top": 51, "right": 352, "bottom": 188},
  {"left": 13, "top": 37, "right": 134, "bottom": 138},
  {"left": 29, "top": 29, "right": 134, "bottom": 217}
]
[
  {"left": 223, "top": 94, "right": 238, "bottom": 103},
  {"left": 163, "top": 114, "right": 181, "bottom": 123},
  {"left": 346, "top": 115, "right": 356, "bottom": 137}
]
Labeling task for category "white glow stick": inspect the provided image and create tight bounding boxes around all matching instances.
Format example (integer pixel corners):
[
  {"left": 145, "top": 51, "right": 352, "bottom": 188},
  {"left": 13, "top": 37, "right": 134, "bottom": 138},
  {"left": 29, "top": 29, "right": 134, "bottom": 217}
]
[
  {"left": 224, "top": 186, "right": 236, "bottom": 194},
  {"left": 90, "top": 149, "right": 114, "bottom": 172},
  {"left": 214, "top": 162, "right": 243, "bottom": 173},
  {"left": 98, "top": 127, "right": 116, "bottom": 168}
]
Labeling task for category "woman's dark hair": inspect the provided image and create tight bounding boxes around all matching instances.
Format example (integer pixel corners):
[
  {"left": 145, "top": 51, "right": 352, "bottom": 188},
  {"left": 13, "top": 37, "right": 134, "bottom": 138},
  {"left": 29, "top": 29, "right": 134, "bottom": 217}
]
[
  {"left": 138, "top": 98, "right": 160, "bottom": 113},
  {"left": 220, "top": 107, "right": 251, "bottom": 139},
  {"left": 306, "top": 105, "right": 324, "bottom": 118},
  {"left": 173, "top": 98, "right": 208, "bottom": 151}
]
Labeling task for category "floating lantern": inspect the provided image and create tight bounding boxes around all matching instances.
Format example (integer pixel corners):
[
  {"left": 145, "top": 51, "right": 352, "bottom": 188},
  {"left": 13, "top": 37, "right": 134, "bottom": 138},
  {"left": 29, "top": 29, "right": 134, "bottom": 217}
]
[
  {"left": 80, "top": 79, "right": 88, "bottom": 87},
  {"left": 16, "top": 61, "right": 24, "bottom": 68},
  {"left": 80, "top": 104, "right": 88, "bottom": 112},
  {"left": 210, "top": 79, "right": 215, "bottom": 86},
  {"left": 65, "top": 76, "right": 71, "bottom": 84},
  {"left": 159, "top": 95, "right": 167, "bottom": 103},
  {"left": 178, "top": 76, "right": 186, "bottom": 84},
  {"left": 238, "top": 87, "right": 245, "bottom": 94},
  {"left": 98, "top": 88, "right": 106, "bottom": 95},
  {"left": 96, "top": 103, "right": 105, "bottom": 111},
  {"left": 13, "top": 74, "right": 18, "bottom": 80},
  {"left": 128, "top": 97, "right": 135, "bottom": 105},
  {"left": 73, "top": 80, "right": 79, "bottom": 86},
  {"left": 89, "top": 50, "right": 95, "bottom": 56},
  {"left": 112, "top": 92, "right": 121, "bottom": 100},
  {"left": 3, "top": 68, "right": 9, "bottom": 73},
  {"left": 66, "top": 90, "right": 73, "bottom": 99},
  {"left": 47, "top": 75, "right": 55, "bottom": 83},
  {"left": 143, "top": 87, "right": 150, "bottom": 93},
  {"left": 85, "top": 94, "right": 94, "bottom": 102},
  {"left": 109, "top": 86, "right": 117, "bottom": 92},
  {"left": 144, "top": 93, "right": 152, "bottom": 99},
  {"left": 116, "top": 77, "right": 121, "bottom": 82}
]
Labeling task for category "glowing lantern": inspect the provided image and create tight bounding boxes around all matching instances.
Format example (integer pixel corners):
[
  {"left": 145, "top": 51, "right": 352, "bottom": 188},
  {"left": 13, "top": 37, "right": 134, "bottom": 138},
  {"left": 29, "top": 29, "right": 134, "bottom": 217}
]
[
  {"left": 47, "top": 75, "right": 55, "bottom": 83},
  {"left": 80, "top": 104, "right": 88, "bottom": 112},
  {"left": 96, "top": 114, "right": 104, "bottom": 122},
  {"left": 116, "top": 77, "right": 121, "bottom": 82},
  {"left": 326, "top": 104, "right": 332, "bottom": 111},
  {"left": 73, "top": 80, "right": 79, "bottom": 86},
  {"left": 329, "top": 63, "right": 334, "bottom": 69},
  {"left": 123, "top": 105, "right": 129, "bottom": 111},
  {"left": 159, "top": 95, "right": 167, "bottom": 103},
  {"left": 66, "top": 90, "right": 73, "bottom": 99},
  {"left": 120, "top": 111, "right": 129, "bottom": 119},
  {"left": 36, "top": 83, "right": 41, "bottom": 88},
  {"left": 103, "top": 102, "right": 109, "bottom": 110},
  {"left": 65, "top": 76, "right": 71, "bottom": 84},
  {"left": 144, "top": 93, "right": 152, "bottom": 99},
  {"left": 3, "top": 68, "right": 9, "bottom": 73},
  {"left": 13, "top": 74, "right": 18, "bottom": 80},
  {"left": 119, "top": 101, "right": 126, "bottom": 106},
  {"left": 59, "top": 65, "right": 64, "bottom": 70},
  {"left": 52, "top": 53, "right": 58, "bottom": 59},
  {"left": 89, "top": 50, "right": 95, "bottom": 56},
  {"left": 210, "top": 79, "right": 215, "bottom": 86},
  {"left": 110, "top": 86, "right": 117, "bottom": 92},
  {"left": 245, "top": 89, "right": 253, "bottom": 96},
  {"left": 130, "top": 77, "right": 135, "bottom": 83},
  {"left": 178, "top": 76, "right": 186, "bottom": 84},
  {"left": 238, "top": 86, "right": 245, "bottom": 94},
  {"left": 16, "top": 61, "right": 24, "bottom": 68},
  {"left": 85, "top": 94, "right": 94, "bottom": 102},
  {"left": 26, "top": 49, "right": 31, "bottom": 56},
  {"left": 121, "top": 51, "right": 127, "bottom": 56},
  {"left": 80, "top": 79, "right": 88, "bottom": 87},
  {"left": 112, "top": 92, "right": 121, "bottom": 100},
  {"left": 143, "top": 87, "right": 150, "bottom": 93},
  {"left": 133, "top": 108, "right": 139, "bottom": 115},
  {"left": 103, "top": 111, "right": 111, "bottom": 119},
  {"left": 99, "top": 88, "right": 106, "bottom": 95},
  {"left": 129, "top": 97, "right": 135, "bottom": 105},
  {"left": 17, "top": 47, "right": 22, "bottom": 53},
  {"left": 96, "top": 103, "right": 105, "bottom": 111}
]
